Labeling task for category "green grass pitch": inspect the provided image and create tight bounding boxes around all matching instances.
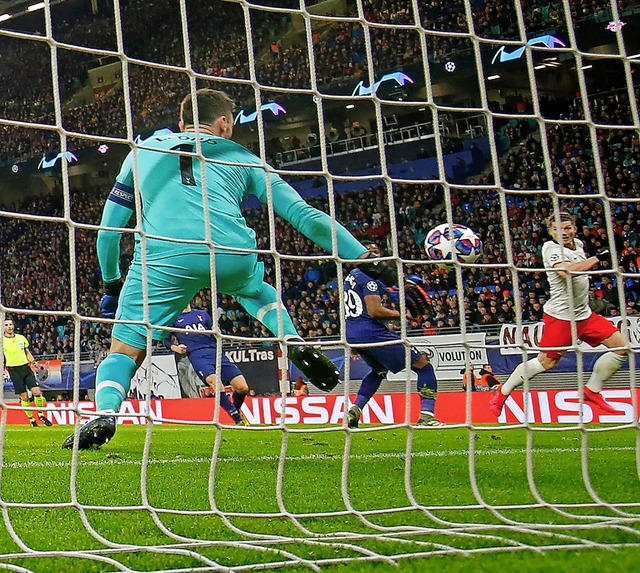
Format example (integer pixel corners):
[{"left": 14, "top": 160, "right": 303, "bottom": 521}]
[{"left": 0, "top": 423, "right": 638, "bottom": 572}]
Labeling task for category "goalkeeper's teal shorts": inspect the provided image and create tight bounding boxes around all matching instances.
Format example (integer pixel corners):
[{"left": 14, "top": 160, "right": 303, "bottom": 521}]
[{"left": 112, "top": 245, "right": 264, "bottom": 350}]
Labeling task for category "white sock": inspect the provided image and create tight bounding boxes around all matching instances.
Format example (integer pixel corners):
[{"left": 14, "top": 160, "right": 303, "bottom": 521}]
[
  {"left": 501, "top": 357, "right": 546, "bottom": 396},
  {"left": 586, "top": 352, "right": 627, "bottom": 392}
]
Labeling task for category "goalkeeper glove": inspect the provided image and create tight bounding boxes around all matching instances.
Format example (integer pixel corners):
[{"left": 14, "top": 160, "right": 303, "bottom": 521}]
[
  {"left": 100, "top": 280, "right": 123, "bottom": 318},
  {"left": 404, "top": 280, "right": 430, "bottom": 318},
  {"left": 595, "top": 248, "right": 610, "bottom": 263},
  {"left": 386, "top": 278, "right": 430, "bottom": 318}
]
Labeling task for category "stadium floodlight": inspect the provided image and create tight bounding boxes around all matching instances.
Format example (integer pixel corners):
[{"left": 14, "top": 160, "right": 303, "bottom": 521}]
[{"left": 27, "top": 2, "right": 46, "bottom": 11}]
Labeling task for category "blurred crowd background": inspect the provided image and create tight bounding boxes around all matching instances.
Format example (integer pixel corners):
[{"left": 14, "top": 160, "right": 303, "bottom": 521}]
[{"left": 0, "top": 0, "right": 638, "bottom": 360}]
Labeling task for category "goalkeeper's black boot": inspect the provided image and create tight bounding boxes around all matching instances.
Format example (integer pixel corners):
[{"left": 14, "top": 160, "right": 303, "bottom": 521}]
[
  {"left": 62, "top": 415, "right": 116, "bottom": 450},
  {"left": 289, "top": 345, "right": 340, "bottom": 392}
]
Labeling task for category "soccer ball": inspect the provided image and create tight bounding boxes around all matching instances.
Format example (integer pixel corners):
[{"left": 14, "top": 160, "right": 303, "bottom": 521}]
[{"left": 424, "top": 223, "right": 482, "bottom": 266}]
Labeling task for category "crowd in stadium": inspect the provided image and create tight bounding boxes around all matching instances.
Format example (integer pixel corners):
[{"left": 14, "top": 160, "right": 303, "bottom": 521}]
[
  {"left": 2, "top": 94, "right": 639, "bottom": 358},
  {"left": 0, "top": 0, "right": 631, "bottom": 165},
  {"left": 0, "top": 0, "right": 289, "bottom": 163},
  {"left": 1, "top": 0, "right": 639, "bottom": 359}
]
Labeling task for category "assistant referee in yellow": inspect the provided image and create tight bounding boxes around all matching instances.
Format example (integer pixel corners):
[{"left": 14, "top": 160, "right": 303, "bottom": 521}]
[{"left": 2, "top": 318, "right": 52, "bottom": 427}]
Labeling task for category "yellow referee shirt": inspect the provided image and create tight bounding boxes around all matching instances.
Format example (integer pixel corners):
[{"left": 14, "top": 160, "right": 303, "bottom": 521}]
[{"left": 3, "top": 335, "right": 30, "bottom": 367}]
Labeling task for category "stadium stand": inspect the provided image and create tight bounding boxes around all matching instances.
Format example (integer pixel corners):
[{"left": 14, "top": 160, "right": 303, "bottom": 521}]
[
  {"left": 2, "top": 96, "right": 638, "bottom": 358},
  {"left": 1, "top": 0, "right": 638, "bottom": 360},
  {"left": 1, "top": 0, "right": 636, "bottom": 164}
]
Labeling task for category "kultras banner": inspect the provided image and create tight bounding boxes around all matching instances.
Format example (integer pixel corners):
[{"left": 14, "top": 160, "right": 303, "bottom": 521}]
[
  {"left": 4, "top": 390, "right": 638, "bottom": 425},
  {"left": 128, "top": 346, "right": 280, "bottom": 400}
]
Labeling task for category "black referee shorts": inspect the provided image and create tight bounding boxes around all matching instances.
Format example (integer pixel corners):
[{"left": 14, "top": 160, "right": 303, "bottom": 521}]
[{"left": 7, "top": 364, "right": 39, "bottom": 395}]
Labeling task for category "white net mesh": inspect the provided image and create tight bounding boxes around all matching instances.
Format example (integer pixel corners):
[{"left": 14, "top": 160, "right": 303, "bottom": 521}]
[{"left": 0, "top": 0, "right": 640, "bottom": 571}]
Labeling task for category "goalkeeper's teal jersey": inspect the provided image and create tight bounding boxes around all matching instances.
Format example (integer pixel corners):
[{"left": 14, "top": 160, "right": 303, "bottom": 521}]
[
  {"left": 116, "top": 132, "right": 264, "bottom": 249},
  {"left": 98, "top": 131, "right": 366, "bottom": 282}
]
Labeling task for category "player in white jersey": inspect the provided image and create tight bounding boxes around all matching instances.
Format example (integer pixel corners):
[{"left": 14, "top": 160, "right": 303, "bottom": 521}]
[{"left": 490, "top": 212, "right": 628, "bottom": 417}]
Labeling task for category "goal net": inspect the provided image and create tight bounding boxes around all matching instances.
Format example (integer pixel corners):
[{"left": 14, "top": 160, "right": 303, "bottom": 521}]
[{"left": 0, "top": 0, "right": 639, "bottom": 571}]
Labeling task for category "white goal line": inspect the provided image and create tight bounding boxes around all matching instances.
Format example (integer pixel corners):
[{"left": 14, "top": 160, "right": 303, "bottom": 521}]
[{"left": 3, "top": 445, "right": 634, "bottom": 470}]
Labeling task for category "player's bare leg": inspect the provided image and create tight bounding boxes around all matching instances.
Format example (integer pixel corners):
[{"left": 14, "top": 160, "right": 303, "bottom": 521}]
[
  {"left": 63, "top": 339, "right": 145, "bottom": 449},
  {"left": 583, "top": 331, "right": 628, "bottom": 414},
  {"left": 489, "top": 352, "right": 557, "bottom": 417}
]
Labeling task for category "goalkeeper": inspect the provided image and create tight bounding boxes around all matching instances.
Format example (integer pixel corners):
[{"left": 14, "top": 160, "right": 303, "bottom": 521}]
[
  {"left": 63, "top": 88, "right": 390, "bottom": 449},
  {"left": 343, "top": 243, "right": 444, "bottom": 428}
]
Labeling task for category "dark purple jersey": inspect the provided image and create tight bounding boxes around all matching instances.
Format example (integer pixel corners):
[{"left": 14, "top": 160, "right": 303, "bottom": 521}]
[
  {"left": 165, "top": 309, "right": 241, "bottom": 384},
  {"left": 165, "top": 309, "right": 215, "bottom": 354},
  {"left": 344, "top": 268, "right": 393, "bottom": 340},
  {"left": 344, "top": 269, "right": 421, "bottom": 373}
]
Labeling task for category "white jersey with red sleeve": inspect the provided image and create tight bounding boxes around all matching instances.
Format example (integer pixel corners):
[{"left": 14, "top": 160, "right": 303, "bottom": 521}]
[{"left": 541, "top": 238, "right": 592, "bottom": 321}]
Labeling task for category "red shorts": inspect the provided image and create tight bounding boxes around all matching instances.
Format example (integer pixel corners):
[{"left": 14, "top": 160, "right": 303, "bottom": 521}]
[{"left": 538, "top": 312, "right": 618, "bottom": 360}]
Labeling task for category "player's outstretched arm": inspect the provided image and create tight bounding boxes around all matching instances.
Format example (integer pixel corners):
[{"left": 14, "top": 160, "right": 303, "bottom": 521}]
[
  {"left": 258, "top": 174, "right": 368, "bottom": 260},
  {"left": 553, "top": 255, "right": 601, "bottom": 280},
  {"left": 251, "top": 168, "right": 401, "bottom": 284}
]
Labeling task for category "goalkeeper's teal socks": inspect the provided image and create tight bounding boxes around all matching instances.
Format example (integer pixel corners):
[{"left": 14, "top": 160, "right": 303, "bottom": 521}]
[
  {"left": 236, "top": 281, "right": 298, "bottom": 338},
  {"left": 95, "top": 353, "right": 138, "bottom": 413}
]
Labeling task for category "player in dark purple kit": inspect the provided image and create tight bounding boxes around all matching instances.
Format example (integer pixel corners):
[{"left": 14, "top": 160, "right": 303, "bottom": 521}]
[
  {"left": 165, "top": 304, "right": 249, "bottom": 425},
  {"left": 344, "top": 244, "right": 444, "bottom": 428}
]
